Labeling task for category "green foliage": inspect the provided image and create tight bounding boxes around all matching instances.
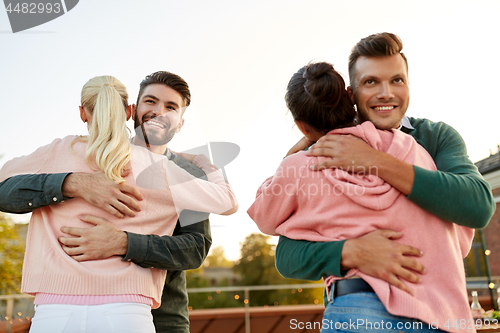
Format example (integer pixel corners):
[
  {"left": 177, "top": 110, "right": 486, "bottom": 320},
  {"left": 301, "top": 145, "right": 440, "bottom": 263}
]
[
  {"left": 204, "top": 246, "right": 233, "bottom": 268},
  {"left": 233, "top": 234, "right": 278, "bottom": 286},
  {"left": 187, "top": 233, "right": 323, "bottom": 309},
  {"left": 187, "top": 256, "right": 241, "bottom": 309},
  {"left": 233, "top": 233, "right": 323, "bottom": 307},
  {"left": 0, "top": 213, "right": 26, "bottom": 295}
]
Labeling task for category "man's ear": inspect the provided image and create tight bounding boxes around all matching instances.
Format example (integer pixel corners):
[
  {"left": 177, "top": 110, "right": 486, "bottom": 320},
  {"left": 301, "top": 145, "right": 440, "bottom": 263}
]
[
  {"left": 79, "top": 106, "right": 87, "bottom": 123},
  {"left": 347, "top": 86, "right": 355, "bottom": 104},
  {"left": 176, "top": 118, "right": 185, "bottom": 133},
  {"left": 126, "top": 105, "right": 134, "bottom": 121}
]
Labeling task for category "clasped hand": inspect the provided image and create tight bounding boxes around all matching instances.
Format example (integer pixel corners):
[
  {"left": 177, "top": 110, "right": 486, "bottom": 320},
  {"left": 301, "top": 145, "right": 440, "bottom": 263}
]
[
  {"left": 59, "top": 171, "right": 142, "bottom": 260},
  {"left": 306, "top": 134, "right": 380, "bottom": 174}
]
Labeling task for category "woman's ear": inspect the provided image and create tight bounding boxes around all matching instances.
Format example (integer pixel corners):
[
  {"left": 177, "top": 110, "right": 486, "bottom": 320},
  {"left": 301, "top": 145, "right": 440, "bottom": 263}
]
[
  {"left": 294, "top": 120, "right": 311, "bottom": 137},
  {"left": 126, "top": 105, "right": 134, "bottom": 121},
  {"left": 295, "top": 120, "right": 322, "bottom": 142},
  {"left": 79, "top": 106, "right": 87, "bottom": 123}
]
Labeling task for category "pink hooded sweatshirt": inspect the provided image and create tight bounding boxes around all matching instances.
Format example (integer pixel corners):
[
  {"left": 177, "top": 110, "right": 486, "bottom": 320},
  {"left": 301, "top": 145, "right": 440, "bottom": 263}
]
[{"left": 248, "top": 121, "right": 474, "bottom": 333}]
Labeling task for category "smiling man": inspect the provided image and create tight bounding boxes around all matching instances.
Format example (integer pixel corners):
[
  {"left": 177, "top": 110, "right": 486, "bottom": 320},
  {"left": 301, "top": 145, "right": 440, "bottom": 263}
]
[
  {"left": 133, "top": 83, "right": 185, "bottom": 152},
  {"left": 351, "top": 53, "right": 409, "bottom": 131},
  {"left": 0, "top": 71, "right": 211, "bottom": 333},
  {"left": 274, "top": 32, "right": 494, "bottom": 332}
]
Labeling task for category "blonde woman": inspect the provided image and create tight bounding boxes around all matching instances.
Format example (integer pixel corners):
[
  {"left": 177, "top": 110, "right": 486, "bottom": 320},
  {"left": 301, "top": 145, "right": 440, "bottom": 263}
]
[{"left": 0, "top": 76, "right": 238, "bottom": 333}]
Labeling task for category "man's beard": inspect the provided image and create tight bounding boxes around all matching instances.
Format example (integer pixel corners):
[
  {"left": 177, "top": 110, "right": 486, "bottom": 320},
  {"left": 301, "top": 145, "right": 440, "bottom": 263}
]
[{"left": 134, "top": 113, "right": 176, "bottom": 146}]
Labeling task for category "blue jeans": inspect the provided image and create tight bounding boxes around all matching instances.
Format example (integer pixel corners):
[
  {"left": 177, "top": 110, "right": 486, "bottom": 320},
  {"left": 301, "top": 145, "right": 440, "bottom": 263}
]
[{"left": 321, "top": 289, "right": 447, "bottom": 333}]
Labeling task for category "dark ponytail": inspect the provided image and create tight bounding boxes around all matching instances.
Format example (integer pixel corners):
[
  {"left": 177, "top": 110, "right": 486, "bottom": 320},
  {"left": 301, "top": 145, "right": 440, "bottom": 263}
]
[{"left": 286, "top": 62, "right": 356, "bottom": 134}]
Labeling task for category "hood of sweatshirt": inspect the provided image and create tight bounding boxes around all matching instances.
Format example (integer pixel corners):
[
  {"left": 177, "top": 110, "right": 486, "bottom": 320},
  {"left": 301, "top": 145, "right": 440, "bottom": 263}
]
[{"left": 317, "top": 121, "right": 414, "bottom": 211}]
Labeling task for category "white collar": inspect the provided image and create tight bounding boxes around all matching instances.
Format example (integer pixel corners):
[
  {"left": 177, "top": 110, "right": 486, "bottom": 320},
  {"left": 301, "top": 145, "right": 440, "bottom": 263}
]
[{"left": 398, "top": 116, "right": 414, "bottom": 130}]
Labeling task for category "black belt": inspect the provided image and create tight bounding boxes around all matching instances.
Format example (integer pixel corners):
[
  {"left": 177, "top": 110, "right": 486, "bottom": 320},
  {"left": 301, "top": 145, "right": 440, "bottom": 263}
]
[{"left": 333, "top": 279, "right": 374, "bottom": 299}]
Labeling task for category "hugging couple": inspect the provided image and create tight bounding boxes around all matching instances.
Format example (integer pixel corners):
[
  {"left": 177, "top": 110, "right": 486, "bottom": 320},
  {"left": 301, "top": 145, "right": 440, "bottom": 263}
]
[{"left": 0, "top": 32, "right": 494, "bottom": 333}]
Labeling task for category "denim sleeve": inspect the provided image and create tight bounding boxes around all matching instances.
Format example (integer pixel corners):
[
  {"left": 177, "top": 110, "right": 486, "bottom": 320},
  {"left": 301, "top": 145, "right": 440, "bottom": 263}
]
[{"left": 0, "top": 173, "right": 70, "bottom": 213}]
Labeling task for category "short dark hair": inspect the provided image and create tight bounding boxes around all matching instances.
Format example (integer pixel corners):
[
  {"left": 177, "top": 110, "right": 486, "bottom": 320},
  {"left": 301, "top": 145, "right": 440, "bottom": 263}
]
[
  {"left": 136, "top": 71, "right": 191, "bottom": 108},
  {"left": 348, "top": 32, "right": 408, "bottom": 91},
  {"left": 285, "top": 62, "right": 356, "bottom": 134}
]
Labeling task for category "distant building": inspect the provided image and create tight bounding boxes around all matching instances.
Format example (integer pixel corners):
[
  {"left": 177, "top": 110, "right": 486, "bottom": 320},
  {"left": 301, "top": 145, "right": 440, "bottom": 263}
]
[
  {"left": 203, "top": 267, "right": 241, "bottom": 286},
  {"left": 474, "top": 151, "right": 500, "bottom": 276}
]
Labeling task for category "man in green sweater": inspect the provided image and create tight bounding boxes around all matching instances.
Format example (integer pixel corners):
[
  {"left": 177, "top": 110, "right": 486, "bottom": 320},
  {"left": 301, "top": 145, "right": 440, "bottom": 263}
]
[{"left": 275, "top": 32, "right": 495, "bottom": 298}]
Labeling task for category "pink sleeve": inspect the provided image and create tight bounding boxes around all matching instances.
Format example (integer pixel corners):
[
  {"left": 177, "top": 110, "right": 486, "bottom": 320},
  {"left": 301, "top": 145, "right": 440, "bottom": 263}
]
[
  {"left": 0, "top": 139, "right": 58, "bottom": 182},
  {"left": 456, "top": 226, "right": 475, "bottom": 258},
  {"left": 166, "top": 154, "right": 238, "bottom": 216},
  {"left": 247, "top": 154, "right": 302, "bottom": 235}
]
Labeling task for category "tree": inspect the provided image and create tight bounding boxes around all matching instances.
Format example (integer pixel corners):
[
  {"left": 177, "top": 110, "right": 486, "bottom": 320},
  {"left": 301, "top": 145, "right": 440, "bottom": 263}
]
[
  {"left": 204, "top": 246, "right": 233, "bottom": 268},
  {"left": 0, "top": 213, "right": 25, "bottom": 295},
  {"left": 233, "top": 233, "right": 323, "bottom": 306},
  {"left": 187, "top": 234, "right": 323, "bottom": 309},
  {"left": 186, "top": 247, "right": 240, "bottom": 309}
]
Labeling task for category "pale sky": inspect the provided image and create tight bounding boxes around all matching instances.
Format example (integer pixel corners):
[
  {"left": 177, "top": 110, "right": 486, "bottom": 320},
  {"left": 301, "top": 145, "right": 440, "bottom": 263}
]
[{"left": 1, "top": 0, "right": 499, "bottom": 260}]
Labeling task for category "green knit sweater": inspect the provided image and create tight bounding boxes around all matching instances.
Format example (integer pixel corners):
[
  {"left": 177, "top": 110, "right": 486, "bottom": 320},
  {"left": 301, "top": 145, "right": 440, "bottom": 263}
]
[{"left": 275, "top": 117, "right": 495, "bottom": 280}]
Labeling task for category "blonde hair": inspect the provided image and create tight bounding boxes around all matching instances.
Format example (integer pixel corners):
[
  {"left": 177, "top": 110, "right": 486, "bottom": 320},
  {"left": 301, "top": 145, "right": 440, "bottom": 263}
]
[{"left": 76, "top": 76, "right": 131, "bottom": 183}]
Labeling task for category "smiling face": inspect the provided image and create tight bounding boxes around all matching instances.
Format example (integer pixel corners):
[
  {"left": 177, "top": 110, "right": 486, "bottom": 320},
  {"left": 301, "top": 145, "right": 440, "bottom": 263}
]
[
  {"left": 350, "top": 54, "right": 410, "bottom": 130},
  {"left": 133, "top": 84, "right": 185, "bottom": 149}
]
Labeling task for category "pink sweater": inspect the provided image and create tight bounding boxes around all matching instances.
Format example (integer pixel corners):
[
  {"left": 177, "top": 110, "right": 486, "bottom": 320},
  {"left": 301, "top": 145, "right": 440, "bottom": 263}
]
[
  {"left": 248, "top": 122, "right": 474, "bottom": 333},
  {"left": 0, "top": 136, "right": 237, "bottom": 309}
]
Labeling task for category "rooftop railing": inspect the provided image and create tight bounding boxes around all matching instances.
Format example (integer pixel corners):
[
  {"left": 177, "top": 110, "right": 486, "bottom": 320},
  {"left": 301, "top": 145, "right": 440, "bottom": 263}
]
[
  {"left": 1, "top": 278, "right": 498, "bottom": 333},
  {"left": 0, "top": 294, "right": 34, "bottom": 333}
]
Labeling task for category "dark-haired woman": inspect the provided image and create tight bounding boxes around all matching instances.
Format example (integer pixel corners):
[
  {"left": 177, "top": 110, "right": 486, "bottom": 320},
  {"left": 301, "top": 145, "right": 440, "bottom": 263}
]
[{"left": 248, "top": 62, "right": 473, "bottom": 333}]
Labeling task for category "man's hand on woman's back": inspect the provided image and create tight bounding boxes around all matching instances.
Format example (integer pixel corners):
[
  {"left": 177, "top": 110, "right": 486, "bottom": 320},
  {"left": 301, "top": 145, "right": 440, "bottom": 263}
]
[
  {"left": 62, "top": 171, "right": 143, "bottom": 218},
  {"left": 342, "top": 229, "right": 426, "bottom": 295}
]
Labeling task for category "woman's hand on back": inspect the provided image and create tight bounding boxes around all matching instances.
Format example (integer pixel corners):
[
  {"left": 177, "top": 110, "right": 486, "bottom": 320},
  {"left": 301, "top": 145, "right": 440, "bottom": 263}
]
[{"left": 286, "top": 136, "right": 315, "bottom": 157}]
